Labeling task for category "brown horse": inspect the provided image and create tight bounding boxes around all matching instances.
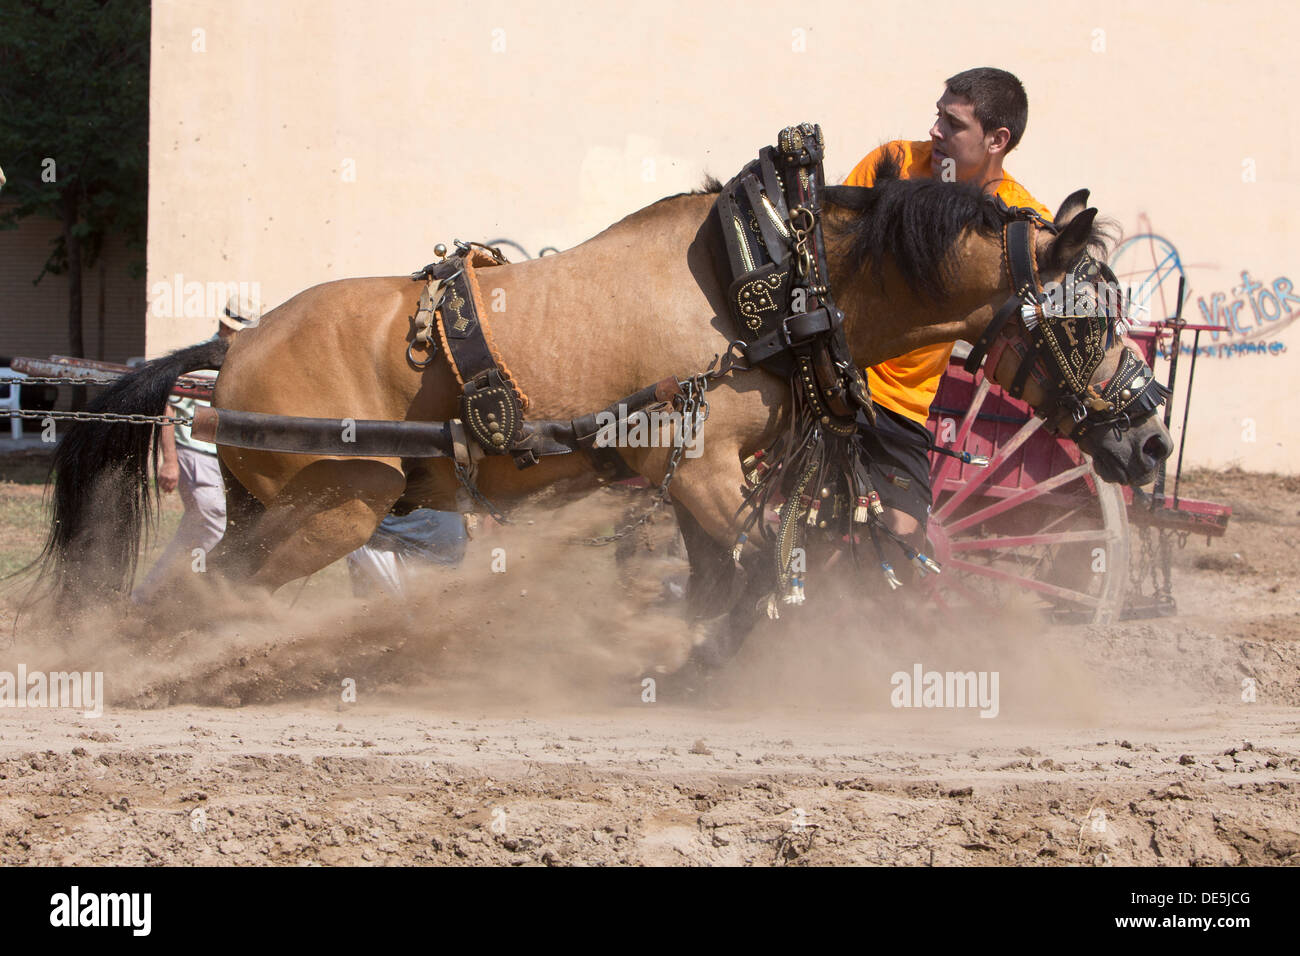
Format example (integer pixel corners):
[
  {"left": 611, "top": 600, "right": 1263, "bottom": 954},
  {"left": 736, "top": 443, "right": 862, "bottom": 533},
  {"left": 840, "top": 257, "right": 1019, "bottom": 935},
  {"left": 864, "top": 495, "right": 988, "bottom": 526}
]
[{"left": 33, "top": 162, "right": 1172, "bottom": 657}]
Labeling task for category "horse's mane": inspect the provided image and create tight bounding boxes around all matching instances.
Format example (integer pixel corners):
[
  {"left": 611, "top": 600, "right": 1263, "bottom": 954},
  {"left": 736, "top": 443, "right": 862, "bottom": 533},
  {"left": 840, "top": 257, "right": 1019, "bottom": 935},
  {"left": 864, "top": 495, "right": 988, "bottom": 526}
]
[{"left": 824, "top": 150, "right": 1112, "bottom": 302}]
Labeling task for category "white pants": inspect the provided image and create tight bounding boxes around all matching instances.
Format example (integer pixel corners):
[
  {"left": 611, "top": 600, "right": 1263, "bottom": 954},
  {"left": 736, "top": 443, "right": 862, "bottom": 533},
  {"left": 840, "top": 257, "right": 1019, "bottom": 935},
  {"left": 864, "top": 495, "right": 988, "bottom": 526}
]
[
  {"left": 133, "top": 447, "right": 226, "bottom": 602},
  {"left": 346, "top": 509, "right": 467, "bottom": 599}
]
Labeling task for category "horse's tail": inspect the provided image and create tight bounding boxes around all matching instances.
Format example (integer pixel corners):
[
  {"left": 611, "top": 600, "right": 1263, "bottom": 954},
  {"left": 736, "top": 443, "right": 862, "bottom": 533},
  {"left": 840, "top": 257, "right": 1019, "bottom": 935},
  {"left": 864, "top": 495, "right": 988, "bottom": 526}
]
[{"left": 22, "top": 337, "right": 231, "bottom": 609}]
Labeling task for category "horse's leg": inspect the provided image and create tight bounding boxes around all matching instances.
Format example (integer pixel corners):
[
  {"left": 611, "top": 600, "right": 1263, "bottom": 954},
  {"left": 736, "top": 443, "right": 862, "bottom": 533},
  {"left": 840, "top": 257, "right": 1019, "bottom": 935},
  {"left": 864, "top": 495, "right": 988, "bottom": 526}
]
[
  {"left": 670, "top": 500, "right": 736, "bottom": 622},
  {"left": 240, "top": 459, "right": 406, "bottom": 593},
  {"left": 206, "top": 460, "right": 268, "bottom": 584},
  {"left": 660, "top": 440, "right": 779, "bottom": 675}
]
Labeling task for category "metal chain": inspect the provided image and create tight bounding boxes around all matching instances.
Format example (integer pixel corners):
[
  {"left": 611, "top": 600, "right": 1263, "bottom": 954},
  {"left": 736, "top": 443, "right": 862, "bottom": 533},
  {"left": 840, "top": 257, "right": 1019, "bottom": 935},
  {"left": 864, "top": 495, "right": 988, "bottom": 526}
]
[
  {"left": 1, "top": 408, "right": 188, "bottom": 426},
  {"left": 11, "top": 375, "right": 215, "bottom": 389},
  {"left": 582, "top": 374, "right": 709, "bottom": 546},
  {"left": 453, "top": 461, "right": 511, "bottom": 525}
]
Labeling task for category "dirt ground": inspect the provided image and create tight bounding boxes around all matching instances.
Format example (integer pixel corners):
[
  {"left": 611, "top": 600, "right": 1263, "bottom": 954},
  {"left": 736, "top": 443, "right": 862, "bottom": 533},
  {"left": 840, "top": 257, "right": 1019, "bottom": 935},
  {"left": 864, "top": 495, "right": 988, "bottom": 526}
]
[{"left": 1, "top": 453, "right": 1297, "bottom": 866}]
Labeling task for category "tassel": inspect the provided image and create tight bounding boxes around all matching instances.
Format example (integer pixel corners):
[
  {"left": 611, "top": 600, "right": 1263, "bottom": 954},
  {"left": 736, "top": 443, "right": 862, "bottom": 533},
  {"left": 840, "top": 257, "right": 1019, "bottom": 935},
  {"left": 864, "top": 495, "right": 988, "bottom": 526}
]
[
  {"left": 745, "top": 460, "right": 770, "bottom": 485},
  {"left": 783, "top": 576, "right": 805, "bottom": 606},
  {"left": 741, "top": 449, "right": 765, "bottom": 471},
  {"left": 960, "top": 451, "right": 990, "bottom": 467},
  {"left": 868, "top": 489, "right": 884, "bottom": 518},
  {"left": 732, "top": 532, "right": 748, "bottom": 566},
  {"left": 911, "top": 552, "right": 942, "bottom": 576},
  {"left": 806, "top": 498, "right": 821, "bottom": 527},
  {"left": 853, "top": 496, "right": 869, "bottom": 524},
  {"left": 881, "top": 563, "right": 903, "bottom": 590},
  {"left": 1021, "top": 301, "right": 1040, "bottom": 330},
  {"left": 765, "top": 593, "right": 781, "bottom": 620}
]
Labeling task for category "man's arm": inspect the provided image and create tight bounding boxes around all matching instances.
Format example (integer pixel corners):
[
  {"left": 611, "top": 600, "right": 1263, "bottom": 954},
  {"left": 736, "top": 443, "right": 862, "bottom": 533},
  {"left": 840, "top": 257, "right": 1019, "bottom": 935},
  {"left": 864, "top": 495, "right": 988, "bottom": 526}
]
[{"left": 157, "top": 405, "right": 179, "bottom": 493}]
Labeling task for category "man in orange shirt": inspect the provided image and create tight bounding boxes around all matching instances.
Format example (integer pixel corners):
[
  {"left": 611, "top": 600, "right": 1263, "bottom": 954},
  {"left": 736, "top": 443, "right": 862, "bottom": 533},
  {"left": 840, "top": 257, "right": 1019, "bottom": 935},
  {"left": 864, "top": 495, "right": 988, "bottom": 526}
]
[{"left": 844, "top": 67, "right": 1051, "bottom": 545}]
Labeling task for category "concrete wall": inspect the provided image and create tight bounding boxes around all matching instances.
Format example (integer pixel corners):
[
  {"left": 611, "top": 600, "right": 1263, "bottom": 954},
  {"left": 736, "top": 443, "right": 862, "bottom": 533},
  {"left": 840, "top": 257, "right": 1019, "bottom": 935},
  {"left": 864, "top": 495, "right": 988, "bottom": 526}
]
[{"left": 147, "top": 0, "right": 1299, "bottom": 471}]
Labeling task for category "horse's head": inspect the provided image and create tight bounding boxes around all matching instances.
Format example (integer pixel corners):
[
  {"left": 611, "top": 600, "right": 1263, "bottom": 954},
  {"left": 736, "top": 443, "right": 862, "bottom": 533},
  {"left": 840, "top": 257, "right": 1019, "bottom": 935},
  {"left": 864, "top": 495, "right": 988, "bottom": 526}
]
[
  {"left": 825, "top": 173, "right": 1173, "bottom": 486},
  {"left": 981, "top": 191, "right": 1174, "bottom": 485}
]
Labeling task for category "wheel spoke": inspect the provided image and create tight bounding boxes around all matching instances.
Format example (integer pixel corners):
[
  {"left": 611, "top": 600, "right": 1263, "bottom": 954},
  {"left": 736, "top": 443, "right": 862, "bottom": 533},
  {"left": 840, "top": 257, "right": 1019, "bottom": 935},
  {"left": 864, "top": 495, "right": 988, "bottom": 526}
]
[
  {"left": 943, "top": 463, "right": 1092, "bottom": 536},
  {"left": 930, "top": 375, "right": 991, "bottom": 486},
  {"left": 945, "top": 558, "right": 1103, "bottom": 607},
  {"left": 950, "top": 528, "right": 1110, "bottom": 551},
  {"left": 933, "top": 415, "right": 1044, "bottom": 522}
]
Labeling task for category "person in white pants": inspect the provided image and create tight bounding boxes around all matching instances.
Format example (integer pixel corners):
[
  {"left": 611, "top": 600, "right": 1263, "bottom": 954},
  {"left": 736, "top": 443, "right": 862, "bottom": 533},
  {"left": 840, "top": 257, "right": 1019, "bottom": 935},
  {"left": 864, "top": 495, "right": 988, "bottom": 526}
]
[
  {"left": 346, "top": 508, "right": 468, "bottom": 598},
  {"left": 132, "top": 294, "right": 261, "bottom": 602}
]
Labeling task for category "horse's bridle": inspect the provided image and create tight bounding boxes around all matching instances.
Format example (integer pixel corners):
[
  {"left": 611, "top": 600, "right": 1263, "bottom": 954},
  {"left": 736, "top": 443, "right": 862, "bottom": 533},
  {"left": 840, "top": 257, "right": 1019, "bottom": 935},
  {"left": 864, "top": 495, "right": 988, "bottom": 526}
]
[{"left": 963, "top": 210, "right": 1170, "bottom": 442}]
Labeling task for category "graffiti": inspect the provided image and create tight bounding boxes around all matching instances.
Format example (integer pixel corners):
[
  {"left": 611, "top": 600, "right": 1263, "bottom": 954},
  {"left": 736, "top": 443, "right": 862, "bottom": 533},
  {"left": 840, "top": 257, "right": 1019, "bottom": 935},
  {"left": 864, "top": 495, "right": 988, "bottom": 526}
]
[
  {"left": 1109, "top": 232, "right": 1184, "bottom": 324},
  {"left": 1158, "top": 339, "right": 1286, "bottom": 360},
  {"left": 1195, "top": 271, "right": 1300, "bottom": 341},
  {"left": 1111, "top": 225, "right": 1298, "bottom": 359}
]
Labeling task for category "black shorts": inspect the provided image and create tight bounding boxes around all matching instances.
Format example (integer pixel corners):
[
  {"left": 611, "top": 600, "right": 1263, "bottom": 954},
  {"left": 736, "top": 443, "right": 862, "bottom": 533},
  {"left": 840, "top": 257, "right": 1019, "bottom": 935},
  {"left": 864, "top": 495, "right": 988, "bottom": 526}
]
[{"left": 856, "top": 403, "right": 934, "bottom": 527}]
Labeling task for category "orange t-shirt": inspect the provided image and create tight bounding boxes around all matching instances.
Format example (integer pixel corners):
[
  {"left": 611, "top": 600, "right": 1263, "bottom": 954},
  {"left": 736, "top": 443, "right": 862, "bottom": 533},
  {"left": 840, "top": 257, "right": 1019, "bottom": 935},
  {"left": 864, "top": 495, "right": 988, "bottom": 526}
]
[{"left": 843, "top": 140, "right": 1052, "bottom": 423}]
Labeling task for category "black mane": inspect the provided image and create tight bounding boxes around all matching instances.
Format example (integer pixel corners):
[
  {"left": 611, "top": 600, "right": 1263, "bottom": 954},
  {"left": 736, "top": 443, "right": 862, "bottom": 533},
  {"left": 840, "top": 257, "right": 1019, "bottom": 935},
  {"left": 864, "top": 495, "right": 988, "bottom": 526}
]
[{"left": 823, "top": 153, "right": 1008, "bottom": 302}]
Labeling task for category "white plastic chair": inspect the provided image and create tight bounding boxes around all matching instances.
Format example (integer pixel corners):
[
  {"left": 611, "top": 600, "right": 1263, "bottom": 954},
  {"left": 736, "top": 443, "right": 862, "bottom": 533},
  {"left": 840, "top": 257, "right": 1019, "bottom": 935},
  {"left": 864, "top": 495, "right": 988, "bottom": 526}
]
[{"left": 0, "top": 368, "right": 26, "bottom": 441}]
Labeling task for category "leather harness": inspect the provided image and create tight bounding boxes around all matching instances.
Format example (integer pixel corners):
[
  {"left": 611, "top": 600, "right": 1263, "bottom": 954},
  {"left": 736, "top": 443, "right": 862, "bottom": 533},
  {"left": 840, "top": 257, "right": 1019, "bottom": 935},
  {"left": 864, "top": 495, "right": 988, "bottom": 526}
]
[
  {"left": 712, "top": 124, "right": 873, "bottom": 432},
  {"left": 963, "top": 215, "right": 1170, "bottom": 441},
  {"left": 409, "top": 241, "right": 684, "bottom": 479}
]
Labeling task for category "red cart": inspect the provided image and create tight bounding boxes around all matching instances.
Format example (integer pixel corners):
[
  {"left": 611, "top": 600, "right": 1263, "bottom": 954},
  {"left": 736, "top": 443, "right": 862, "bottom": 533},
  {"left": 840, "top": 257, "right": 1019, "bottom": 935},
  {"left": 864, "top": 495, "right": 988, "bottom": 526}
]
[{"left": 924, "top": 318, "right": 1231, "bottom": 625}]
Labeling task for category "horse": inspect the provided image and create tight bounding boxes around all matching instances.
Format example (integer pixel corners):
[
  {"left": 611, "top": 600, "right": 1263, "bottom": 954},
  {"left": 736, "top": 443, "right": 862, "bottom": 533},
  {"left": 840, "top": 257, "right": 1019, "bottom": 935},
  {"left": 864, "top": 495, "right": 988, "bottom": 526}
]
[{"left": 31, "top": 154, "right": 1173, "bottom": 665}]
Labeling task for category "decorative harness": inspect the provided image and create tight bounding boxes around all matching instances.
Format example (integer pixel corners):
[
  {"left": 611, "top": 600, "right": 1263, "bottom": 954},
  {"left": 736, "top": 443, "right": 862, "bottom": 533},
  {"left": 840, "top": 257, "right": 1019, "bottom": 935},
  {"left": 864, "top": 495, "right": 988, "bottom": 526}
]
[
  {"left": 710, "top": 123, "right": 945, "bottom": 608},
  {"left": 963, "top": 212, "right": 1170, "bottom": 442}
]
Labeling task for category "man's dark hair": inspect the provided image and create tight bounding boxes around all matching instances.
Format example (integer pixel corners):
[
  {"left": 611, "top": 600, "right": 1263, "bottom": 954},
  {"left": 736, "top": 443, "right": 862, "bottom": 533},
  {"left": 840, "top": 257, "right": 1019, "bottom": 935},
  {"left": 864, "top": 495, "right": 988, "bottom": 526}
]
[{"left": 944, "top": 67, "right": 1029, "bottom": 152}]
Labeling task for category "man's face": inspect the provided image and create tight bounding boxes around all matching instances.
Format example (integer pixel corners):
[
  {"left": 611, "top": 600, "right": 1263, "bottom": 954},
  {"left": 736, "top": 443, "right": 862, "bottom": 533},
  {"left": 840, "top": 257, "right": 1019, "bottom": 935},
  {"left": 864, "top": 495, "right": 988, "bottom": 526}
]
[{"left": 929, "top": 89, "right": 996, "bottom": 182}]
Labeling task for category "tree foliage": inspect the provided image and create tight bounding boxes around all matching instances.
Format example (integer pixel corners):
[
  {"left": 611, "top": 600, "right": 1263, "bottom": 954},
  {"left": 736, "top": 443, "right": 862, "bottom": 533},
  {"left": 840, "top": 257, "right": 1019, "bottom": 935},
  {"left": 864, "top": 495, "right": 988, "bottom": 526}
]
[{"left": 0, "top": 0, "right": 149, "bottom": 355}]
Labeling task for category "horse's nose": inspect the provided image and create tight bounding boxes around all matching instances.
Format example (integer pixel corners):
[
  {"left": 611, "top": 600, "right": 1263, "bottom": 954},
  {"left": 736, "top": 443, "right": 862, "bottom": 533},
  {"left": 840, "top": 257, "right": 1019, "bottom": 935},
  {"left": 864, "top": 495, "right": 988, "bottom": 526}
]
[{"left": 1142, "top": 431, "right": 1173, "bottom": 464}]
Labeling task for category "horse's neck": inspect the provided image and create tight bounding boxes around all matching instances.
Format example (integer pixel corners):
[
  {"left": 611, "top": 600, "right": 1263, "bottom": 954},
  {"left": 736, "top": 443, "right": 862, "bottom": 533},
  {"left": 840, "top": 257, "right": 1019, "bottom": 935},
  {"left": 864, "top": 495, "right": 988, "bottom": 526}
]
[{"left": 831, "top": 234, "right": 1007, "bottom": 369}]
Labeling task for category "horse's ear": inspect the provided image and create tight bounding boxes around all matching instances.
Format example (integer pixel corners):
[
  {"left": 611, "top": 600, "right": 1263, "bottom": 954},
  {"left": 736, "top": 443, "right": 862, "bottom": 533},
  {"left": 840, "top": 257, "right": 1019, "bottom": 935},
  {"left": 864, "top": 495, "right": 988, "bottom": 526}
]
[
  {"left": 1040, "top": 207, "right": 1098, "bottom": 273},
  {"left": 1054, "top": 189, "right": 1090, "bottom": 227}
]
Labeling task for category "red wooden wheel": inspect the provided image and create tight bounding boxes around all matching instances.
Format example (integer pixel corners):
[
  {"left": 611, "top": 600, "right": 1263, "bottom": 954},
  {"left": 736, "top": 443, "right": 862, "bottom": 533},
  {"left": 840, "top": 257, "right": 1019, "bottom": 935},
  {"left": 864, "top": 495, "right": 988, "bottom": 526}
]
[{"left": 924, "top": 367, "right": 1130, "bottom": 625}]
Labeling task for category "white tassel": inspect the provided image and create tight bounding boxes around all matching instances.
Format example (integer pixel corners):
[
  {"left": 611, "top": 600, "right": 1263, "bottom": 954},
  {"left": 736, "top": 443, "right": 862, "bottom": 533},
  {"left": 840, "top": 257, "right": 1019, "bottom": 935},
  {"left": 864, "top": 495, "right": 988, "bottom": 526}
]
[
  {"left": 783, "top": 576, "right": 806, "bottom": 606},
  {"left": 853, "top": 496, "right": 869, "bottom": 524},
  {"left": 732, "top": 532, "right": 747, "bottom": 566}
]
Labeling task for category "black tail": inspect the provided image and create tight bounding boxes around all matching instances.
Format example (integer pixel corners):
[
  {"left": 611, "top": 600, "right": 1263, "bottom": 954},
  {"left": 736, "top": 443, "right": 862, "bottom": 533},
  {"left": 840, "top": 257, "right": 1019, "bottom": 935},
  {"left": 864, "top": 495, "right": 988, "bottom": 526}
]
[{"left": 22, "top": 337, "right": 231, "bottom": 609}]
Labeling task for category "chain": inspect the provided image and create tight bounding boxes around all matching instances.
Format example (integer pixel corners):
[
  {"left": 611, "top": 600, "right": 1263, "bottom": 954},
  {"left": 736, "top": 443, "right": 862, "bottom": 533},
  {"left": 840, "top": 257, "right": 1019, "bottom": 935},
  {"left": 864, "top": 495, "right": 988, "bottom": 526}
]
[
  {"left": 452, "top": 461, "right": 511, "bottom": 525},
  {"left": 1, "top": 408, "right": 187, "bottom": 426},
  {"left": 789, "top": 206, "right": 815, "bottom": 280},
  {"left": 12, "top": 375, "right": 215, "bottom": 390},
  {"left": 581, "top": 374, "right": 710, "bottom": 546}
]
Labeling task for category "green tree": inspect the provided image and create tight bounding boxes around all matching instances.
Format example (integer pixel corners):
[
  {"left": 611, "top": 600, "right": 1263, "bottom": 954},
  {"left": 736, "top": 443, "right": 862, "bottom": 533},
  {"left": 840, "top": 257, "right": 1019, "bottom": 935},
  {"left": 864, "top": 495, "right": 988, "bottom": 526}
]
[{"left": 0, "top": 0, "right": 149, "bottom": 360}]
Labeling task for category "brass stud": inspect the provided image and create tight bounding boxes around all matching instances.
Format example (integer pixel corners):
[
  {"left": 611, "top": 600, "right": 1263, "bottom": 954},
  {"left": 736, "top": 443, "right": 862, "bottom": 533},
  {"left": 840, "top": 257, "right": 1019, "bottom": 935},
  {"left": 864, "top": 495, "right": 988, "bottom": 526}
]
[
  {"left": 491, "top": 434, "right": 506, "bottom": 446},
  {"left": 1120, "top": 389, "right": 1131, "bottom": 401},
  {"left": 434, "top": 243, "right": 447, "bottom": 258},
  {"left": 819, "top": 487, "right": 830, "bottom": 499}
]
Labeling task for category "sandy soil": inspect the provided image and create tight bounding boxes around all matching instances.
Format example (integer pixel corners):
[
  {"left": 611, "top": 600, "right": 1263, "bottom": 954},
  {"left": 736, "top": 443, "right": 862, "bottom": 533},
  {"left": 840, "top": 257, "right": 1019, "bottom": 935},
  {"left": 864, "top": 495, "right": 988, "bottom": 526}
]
[{"left": 1, "top": 470, "right": 1298, "bottom": 866}]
